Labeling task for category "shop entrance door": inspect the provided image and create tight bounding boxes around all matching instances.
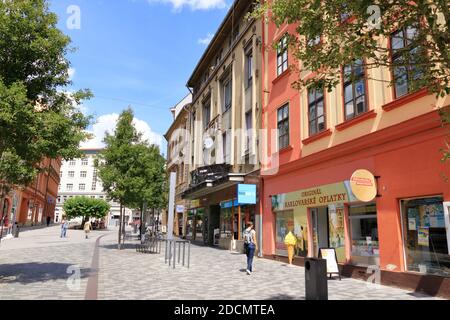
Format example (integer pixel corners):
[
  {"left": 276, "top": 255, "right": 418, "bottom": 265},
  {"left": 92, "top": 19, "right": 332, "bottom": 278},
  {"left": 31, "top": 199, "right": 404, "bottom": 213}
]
[{"left": 311, "top": 207, "right": 329, "bottom": 257}]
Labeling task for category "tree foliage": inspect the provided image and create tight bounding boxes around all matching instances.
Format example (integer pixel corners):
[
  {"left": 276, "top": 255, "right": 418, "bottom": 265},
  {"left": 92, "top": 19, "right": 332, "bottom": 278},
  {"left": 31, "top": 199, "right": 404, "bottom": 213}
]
[
  {"left": 96, "top": 108, "right": 167, "bottom": 210},
  {"left": 0, "top": 0, "right": 92, "bottom": 197},
  {"left": 63, "top": 196, "right": 110, "bottom": 221},
  {"left": 254, "top": 0, "right": 449, "bottom": 94},
  {"left": 253, "top": 0, "right": 450, "bottom": 158}
]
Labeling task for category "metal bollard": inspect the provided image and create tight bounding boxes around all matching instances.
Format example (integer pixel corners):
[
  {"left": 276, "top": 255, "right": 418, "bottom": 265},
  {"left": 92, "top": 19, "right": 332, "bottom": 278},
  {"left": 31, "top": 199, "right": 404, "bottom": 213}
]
[
  {"left": 173, "top": 240, "right": 176, "bottom": 269},
  {"left": 187, "top": 241, "right": 190, "bottom": 269}
]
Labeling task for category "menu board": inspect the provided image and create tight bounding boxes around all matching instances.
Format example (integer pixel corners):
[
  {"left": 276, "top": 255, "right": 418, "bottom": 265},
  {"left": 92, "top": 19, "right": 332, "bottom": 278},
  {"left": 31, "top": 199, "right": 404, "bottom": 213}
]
[{"left": 319, "top": 248, "right": 341, "bottom": 279}]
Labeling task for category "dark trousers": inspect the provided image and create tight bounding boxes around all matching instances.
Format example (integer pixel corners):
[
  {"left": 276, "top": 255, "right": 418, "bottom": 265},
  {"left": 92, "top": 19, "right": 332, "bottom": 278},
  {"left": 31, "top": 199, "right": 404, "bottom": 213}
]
[{"left": 246, "top": 243, "right": 256, "bottom": 272}]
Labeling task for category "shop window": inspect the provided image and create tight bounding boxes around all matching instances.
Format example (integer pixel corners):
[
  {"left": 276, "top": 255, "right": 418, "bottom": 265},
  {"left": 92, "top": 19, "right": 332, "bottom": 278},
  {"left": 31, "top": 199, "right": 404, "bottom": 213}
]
[
  {"left": 349, "top": 204, "right": 379, "bottom": 266},
  {"left": 401, "top": 197, "right": 449, "bottom": 277}
]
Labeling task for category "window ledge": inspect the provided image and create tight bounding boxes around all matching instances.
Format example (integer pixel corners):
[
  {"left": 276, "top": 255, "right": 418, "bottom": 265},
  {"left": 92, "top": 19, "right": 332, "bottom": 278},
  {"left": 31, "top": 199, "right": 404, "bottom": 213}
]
[
  {"left": 382, "top": 88, "right": 429, "bottom": 112},
  {"left": 278, "top": 145, "right": 293, "bottom": 154},
  {"left": 302, "top": 129, "right": 332, "bottom": 145},
  {"left": 272, "top": 69, "right": 290, "bottom": 85},
  {"left": 335, "top": 110, "right": 377, "bottom": 132}
]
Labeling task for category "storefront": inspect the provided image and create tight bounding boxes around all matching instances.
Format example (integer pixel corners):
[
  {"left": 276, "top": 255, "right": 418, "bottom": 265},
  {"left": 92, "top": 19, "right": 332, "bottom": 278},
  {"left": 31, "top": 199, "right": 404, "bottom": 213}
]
[
  {"left": 271, "top": 179, "right": 379, "bottom": 264},
  {"left": 262, "top": 133, "right": 450, "bottom": 297},
  {"left": 219, "top": 199, "right": 256, "bottom": 245}
]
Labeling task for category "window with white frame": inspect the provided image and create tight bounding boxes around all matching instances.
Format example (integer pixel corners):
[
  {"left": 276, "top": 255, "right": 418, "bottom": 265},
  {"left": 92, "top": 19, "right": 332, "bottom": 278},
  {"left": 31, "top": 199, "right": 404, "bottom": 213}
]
[{"left": 277, "top": 35, "right": 288, "bottom": 76}]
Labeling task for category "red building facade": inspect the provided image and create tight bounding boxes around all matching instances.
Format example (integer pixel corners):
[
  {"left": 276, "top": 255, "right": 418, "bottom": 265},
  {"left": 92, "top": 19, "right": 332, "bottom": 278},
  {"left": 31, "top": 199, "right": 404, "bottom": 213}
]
[
  {"left": 260, "top": 18, "right": 450, "bottom": 298},
  {"left": 1, "top": 158, "right": 61, "bottom": 236}
]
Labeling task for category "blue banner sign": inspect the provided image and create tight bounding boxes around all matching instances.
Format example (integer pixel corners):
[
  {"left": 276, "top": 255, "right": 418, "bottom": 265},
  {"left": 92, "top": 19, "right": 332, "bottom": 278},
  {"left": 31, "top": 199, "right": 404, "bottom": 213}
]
[
  {"left": 238, "top": 184, "right": 257, "bottom": 205},
  {"left": 220, "top": 199, "right": 239, "bottom": 209}
]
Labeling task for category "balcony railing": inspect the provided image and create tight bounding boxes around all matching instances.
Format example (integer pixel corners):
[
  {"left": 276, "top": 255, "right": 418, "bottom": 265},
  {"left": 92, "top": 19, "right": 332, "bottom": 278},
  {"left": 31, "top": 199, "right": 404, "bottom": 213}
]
[{"left": 189, "top": 164, "right": 231, "bottom": 188}]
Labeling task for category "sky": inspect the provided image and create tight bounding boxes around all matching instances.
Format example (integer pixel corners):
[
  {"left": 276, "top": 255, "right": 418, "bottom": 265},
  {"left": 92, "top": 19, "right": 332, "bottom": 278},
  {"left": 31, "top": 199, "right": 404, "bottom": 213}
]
[{"left": 49, "top": 0, "right": 231, "bottom": 155}]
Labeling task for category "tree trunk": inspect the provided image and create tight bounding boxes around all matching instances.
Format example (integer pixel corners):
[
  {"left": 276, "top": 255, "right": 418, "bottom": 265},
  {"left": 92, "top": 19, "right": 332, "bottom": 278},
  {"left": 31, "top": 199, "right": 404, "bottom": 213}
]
[{"left": 118, "top": 202, "right": 123, "bottom": 250}]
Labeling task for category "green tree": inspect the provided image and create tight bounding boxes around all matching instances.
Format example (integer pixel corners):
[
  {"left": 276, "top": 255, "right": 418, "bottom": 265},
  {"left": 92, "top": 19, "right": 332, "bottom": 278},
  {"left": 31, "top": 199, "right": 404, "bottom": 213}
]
[
  {"left": 96, "top": 108, "right": 141, "bottom": 248},
  {"left": 0, "top": 0, "right": 92, "bottom": 215},
  {"left": 96, "top": 108, "right": 168, "bottom": 248},
  {"left": 253, "top": 0, "right": 449, "bottom": 156},
  {"left": 63, "top": 197, "right": 110, "bottom": 227},
  {"left": 128, "top": 142, "right": 168, "bottom": 237}
]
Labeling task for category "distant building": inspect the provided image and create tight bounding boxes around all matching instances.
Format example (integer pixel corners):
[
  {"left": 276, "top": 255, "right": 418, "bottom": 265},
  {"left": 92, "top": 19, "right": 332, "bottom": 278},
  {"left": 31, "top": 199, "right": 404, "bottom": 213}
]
[
  {"left": 164, "top": 93, "right": 192, "bottom": 237},
  {"left": 55, "top": 149, "right": 132, "bottom": 227},
  {"left": 1, "top": 157, "right": 61, "bottom": 238}
]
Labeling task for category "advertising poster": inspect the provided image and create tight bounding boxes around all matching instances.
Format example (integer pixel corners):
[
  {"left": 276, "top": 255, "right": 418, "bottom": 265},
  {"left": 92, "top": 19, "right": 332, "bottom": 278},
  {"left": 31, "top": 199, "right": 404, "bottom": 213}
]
[
  {"left": 275, "top": 210, "right": 294, "bottom": 256},
  {"left": 418, "top": 227, "right": 429, "bottom": 247},
  {"left": 319, "top": 248, "right": 340, "bottom": 274},
  {"left": 408, "top": 218, "right": 417, "bottom": 231},
  {"left": 328, "top": 205, "right": 346, "bottom": 262}
]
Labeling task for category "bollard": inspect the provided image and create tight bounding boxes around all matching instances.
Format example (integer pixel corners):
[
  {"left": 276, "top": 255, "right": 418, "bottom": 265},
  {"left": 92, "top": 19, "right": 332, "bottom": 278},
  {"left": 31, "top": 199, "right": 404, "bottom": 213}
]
[
  {"left": 173, "top": 240, "right": 176, "bottom": 269},
  {"left": 182, "top": 242, "right": 186, "bottom": 266},
  {"left": 187, "top": 241, "right": 190, "bottom": 269},
  {"left": 178, "top": 242, "right": 181, "bottom": 264}
]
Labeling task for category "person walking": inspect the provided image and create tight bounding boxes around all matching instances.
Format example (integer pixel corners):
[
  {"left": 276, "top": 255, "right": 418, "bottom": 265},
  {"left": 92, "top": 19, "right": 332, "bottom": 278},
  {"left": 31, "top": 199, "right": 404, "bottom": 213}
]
[
  {"left": 84, "top": 220, "right": 92, "bottom": 239},
  {"left": 243, "top": 221, "right": 258, "bottom": 275},
  {"left": 60, "top": 219, "right": 69, "bottom": 238},
  {"left": 46, "top": 215, "right": 51, "bottom": 227}
]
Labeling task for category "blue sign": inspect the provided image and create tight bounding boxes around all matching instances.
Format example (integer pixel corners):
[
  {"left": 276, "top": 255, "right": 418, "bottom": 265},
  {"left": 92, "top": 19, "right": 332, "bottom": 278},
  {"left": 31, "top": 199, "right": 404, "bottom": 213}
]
[
  {"left": 220, "top": 199, "right": 239, "bottom": 209},
  {"left": 238, "top": 184, "right": 257, "bottom": 205}
]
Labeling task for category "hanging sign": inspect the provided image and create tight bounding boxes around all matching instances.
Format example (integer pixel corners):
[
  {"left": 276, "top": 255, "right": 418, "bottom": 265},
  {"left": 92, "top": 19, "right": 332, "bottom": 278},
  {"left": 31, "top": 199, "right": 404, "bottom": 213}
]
[
  {"left": 238, "top": 184, "right": 257, "bottom": 205},
  {"left": 319, "top": 248, "right": 342, "bottom": 280},
  {"left": 350, "top": 169, "right": 378, "bottom": 202}
]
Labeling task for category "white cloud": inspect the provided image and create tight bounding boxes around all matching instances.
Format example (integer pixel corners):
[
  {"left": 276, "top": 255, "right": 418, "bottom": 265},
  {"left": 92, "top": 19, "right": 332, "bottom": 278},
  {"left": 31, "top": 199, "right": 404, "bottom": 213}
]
[
  {"left": 198, "top": 33, "right": 214, "bottom": 45},
  {"left": 81, "top": 113, "right": 163, "bottom": 149},
  {"left": 148, "top": 0, "right": 227, "bottom": 11},
  {"left": 68, "top": 68, "right": 76, "bottom": 80}
]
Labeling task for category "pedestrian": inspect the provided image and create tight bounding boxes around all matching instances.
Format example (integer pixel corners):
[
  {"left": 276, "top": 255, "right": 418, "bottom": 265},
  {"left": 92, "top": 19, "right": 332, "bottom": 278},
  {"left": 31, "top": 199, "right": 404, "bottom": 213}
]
[
  {"left": 84, "top": 220, "right": 92, "bottom": 239},
  {"left": 60, "top": 219, "right": 69, "bottom": 238},
  {"left": 284, "top": 229, "right": 297, "bottom": 266},
  {"left": 46, "top": 215, "right": 51, "bottom": 227},
  {"left": 243, "top": 221, "right": 258, "bottom": 275}
]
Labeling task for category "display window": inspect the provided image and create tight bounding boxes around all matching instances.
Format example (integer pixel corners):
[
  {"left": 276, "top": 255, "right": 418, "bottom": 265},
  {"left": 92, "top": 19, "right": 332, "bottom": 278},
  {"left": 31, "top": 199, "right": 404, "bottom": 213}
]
[
  {"left": 220, "top": 207, "right": 234, "bottom": 238},
  {"left": 348, "top": 203, "right": 379, "bottom": 266},
  {"left": 401, "top": 196, "right": 450, "bottom": 277}
]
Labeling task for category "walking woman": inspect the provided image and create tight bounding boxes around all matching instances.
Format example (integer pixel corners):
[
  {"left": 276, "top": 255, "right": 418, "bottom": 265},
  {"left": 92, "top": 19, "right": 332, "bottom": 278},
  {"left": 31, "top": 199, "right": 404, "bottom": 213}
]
[{"left": 243, "top": 221, "right": 258, "bottom": 275}]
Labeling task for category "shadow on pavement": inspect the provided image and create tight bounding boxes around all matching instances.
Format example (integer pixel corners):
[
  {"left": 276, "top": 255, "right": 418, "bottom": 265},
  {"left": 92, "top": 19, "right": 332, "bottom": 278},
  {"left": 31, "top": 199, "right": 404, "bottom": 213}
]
[{"left": 0, "top": 262, "right": 92, "bottom": 285}]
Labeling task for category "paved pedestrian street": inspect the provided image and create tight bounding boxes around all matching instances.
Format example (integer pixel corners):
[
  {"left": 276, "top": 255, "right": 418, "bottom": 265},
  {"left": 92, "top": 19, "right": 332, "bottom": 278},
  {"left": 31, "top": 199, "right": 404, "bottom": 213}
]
[{"left": 0, "top": 226, "right": 443, "bottom": 300}]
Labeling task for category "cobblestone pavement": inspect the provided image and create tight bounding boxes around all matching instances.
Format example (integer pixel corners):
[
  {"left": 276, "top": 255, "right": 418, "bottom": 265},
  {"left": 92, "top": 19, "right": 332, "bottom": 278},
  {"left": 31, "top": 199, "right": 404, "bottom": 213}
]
[{"left": 0, "top": 227, "right": 444, "bottom": 300}]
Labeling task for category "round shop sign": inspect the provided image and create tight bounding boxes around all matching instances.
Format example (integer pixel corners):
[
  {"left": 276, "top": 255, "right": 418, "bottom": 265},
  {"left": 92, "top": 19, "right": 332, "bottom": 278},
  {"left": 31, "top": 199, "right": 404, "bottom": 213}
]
[{"left": 350, "top": 169, "right": 377, "bottom": 202}]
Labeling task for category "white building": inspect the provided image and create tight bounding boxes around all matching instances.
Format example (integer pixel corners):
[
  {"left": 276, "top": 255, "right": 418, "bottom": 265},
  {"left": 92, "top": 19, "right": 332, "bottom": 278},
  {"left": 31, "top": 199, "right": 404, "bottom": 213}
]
[{"left": 55, "top": 149, "right": 133, "bottom": 227}]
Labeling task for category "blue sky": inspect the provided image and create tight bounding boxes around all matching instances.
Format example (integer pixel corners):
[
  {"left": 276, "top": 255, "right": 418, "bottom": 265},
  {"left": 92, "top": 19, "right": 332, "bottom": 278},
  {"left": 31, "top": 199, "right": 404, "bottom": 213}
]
[{"left": 49, "top": 0, "right": 231, "bottom": 155}]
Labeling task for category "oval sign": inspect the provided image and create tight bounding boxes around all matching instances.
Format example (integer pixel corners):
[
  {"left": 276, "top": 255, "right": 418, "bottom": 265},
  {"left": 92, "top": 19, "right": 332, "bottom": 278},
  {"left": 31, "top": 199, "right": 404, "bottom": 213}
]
[{"left": 350, "top": 169, "right": 377, "bottom": 202}]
